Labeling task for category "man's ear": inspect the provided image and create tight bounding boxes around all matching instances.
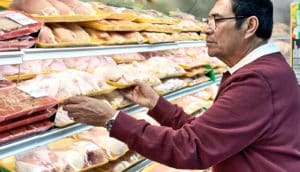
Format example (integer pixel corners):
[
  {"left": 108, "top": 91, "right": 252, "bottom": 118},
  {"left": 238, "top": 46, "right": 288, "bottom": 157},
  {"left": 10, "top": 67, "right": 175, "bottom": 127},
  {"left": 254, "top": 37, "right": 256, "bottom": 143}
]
[{"left": 244, "top": 16, "right": 259, "bottom": 39}]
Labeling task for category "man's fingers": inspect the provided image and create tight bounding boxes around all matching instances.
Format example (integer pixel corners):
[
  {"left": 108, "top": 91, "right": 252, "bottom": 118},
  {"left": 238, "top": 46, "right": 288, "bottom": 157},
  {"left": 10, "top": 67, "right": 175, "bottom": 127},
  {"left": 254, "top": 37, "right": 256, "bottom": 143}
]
[
  {"left": 63, "top": 104, "right": 82, "bottom": 112},
  {"left": 62, "top": 96, "right": 87, "bottom": 105}
]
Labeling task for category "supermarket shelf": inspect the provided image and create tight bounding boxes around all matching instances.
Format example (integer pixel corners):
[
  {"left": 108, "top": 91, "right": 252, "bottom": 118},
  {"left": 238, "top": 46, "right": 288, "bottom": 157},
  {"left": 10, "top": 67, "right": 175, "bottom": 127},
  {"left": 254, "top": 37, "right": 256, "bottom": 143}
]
[
  {"left": 125, "top": 159, "right": 152, "bottom": 172},
  {"left": 0, "top": 51, "right": 23, "bottom": 65},
  {"left": 22, "top": 41, "right": 206, "bottom": 61},
  {"left": 0, "top": 78, "right": 219, "bottom": 159}
]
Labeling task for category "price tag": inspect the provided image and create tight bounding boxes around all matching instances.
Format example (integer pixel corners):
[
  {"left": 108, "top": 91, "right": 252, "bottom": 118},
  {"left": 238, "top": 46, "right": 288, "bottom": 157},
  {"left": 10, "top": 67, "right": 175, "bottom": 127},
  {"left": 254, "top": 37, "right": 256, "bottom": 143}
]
[
  {"left": 18, "top": 85, "right": 47, "bottom": 98},
  {"left": 5, "top": 13, "right": 37, "bottom": 26}
]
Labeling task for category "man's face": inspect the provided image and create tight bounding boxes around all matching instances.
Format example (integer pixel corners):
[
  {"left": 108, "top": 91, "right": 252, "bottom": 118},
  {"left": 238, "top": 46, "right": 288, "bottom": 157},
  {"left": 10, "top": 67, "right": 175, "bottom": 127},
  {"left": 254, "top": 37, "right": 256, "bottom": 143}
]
[{"left": 205, "top": 0, "right": 245, "bottom": 64}]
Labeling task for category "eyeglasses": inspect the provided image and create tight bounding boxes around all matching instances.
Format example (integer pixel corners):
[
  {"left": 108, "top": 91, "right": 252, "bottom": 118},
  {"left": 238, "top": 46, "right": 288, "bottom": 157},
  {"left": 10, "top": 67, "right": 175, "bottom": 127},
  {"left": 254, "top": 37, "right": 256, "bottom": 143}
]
[{"left": 202, "top": 16, "right": 249, "bottom": 31}]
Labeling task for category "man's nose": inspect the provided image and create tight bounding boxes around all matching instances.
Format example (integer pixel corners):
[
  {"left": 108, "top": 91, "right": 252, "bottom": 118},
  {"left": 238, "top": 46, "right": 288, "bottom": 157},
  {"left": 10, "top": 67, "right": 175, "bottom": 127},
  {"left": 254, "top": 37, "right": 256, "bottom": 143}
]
[{"left": 203, "top": 24, "right": 213, "bottom": 35}]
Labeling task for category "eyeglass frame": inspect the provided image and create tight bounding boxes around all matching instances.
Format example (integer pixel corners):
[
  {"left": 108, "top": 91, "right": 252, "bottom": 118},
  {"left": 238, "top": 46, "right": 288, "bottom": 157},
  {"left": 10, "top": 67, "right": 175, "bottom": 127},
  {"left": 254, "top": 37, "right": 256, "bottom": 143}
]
[{"left": 202, "top": 15, "right": 249, "bottom": 31}]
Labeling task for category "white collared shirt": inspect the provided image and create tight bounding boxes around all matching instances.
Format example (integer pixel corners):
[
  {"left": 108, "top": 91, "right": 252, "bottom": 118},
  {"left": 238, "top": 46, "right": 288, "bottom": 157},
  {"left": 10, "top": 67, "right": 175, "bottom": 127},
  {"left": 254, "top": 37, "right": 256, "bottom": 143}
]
[{"left": 228, "top": 43, "right": 280, "bottom": 74}]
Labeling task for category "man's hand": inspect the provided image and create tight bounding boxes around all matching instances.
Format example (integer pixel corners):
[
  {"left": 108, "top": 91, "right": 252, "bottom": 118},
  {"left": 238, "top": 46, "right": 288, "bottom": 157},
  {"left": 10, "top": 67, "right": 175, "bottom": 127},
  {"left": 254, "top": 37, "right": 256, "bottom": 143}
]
[
  {"left": 121, "top": 80, "right": 159, "bottom": 109},
  {"left": 63, "top": 96, "right": 116, "bottom": 126}
]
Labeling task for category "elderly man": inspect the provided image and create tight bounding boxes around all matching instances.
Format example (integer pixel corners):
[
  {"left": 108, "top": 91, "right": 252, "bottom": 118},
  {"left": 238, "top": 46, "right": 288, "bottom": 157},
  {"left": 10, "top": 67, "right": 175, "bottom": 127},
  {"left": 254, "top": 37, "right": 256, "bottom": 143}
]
[{"left": 63, "top": 0, "right": 300, "bottom": 171}]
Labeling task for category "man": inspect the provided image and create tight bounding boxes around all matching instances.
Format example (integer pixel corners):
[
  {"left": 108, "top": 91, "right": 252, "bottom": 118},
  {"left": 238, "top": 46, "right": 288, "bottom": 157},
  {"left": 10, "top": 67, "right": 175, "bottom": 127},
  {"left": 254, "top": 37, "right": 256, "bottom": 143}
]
[{"left": 63, "top": 0, "right": 300, "bottom": 171}]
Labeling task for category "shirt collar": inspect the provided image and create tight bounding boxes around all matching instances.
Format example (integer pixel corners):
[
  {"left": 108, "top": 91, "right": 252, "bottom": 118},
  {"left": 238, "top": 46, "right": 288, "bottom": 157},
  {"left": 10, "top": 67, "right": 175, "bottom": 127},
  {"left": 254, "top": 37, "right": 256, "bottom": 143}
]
[{"left": 228, "top": 43, "right": 280, "bottom": 74}]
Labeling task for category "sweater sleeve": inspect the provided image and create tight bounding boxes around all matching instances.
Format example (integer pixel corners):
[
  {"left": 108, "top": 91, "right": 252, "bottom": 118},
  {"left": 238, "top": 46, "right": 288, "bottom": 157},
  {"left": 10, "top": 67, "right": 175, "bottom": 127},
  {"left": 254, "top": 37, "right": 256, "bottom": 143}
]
[{"left": 110, "top": 72, "right": 273, "bottom": 169}]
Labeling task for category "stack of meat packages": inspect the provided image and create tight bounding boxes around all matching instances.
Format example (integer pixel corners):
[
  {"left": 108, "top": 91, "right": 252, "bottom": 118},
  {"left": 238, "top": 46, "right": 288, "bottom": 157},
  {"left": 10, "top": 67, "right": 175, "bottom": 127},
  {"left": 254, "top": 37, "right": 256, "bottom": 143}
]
[
  {"left": 0, "top": 83, "right": 58, "bottom": 144},
  {"left": 0, "top": 10, "right": 43, "bottom": 51}
]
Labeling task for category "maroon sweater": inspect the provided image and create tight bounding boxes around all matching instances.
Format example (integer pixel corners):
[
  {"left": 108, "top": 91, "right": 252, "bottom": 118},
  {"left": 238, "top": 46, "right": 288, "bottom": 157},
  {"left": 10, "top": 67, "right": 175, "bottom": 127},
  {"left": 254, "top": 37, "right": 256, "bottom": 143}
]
[{"left": 110, "top": 53, "right": 300, "bottom": 172}]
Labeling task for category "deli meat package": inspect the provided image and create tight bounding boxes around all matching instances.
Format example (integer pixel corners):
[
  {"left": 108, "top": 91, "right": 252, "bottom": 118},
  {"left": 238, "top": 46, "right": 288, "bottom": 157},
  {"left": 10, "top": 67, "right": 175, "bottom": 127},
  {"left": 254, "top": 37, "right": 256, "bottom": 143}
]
[
  {"left": 0, "top": 10, "right": 43, "bottom": 41},
  {"left": 0, "top": 86, "right": 58, "bottom": 123}
]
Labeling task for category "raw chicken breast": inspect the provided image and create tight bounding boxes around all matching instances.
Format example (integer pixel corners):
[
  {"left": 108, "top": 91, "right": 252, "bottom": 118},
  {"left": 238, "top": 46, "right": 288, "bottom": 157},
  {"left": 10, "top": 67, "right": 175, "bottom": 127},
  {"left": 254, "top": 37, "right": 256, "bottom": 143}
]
[
  {"left": 11, "top": 0, "right": 59, "bottom": 15},
  {"left": 64, "top": 23, "right": 90, "bottom": 42},
  {"left": 59, "top": 0, "right": 96, "bottom": 15},
  {"left": 48, "top": 59, "right": 68, "bottom": 71},
  {"left": 49, "top": 23, "right": 77, "bottom": 42},
  {"left": 47, "top": 0, "right": 74, "bottom": 15},
  {"left": 38, "top": 26, "right": 57, "bottom": 44},
  {"left": 77, "top": 127, "right": 128, "bottom": 159},
  {"left": 0, "top": 64, "right": 19, "bottom": 76},
  {"left": 20, "top": 61, "right": 43, "bottom": 74}
]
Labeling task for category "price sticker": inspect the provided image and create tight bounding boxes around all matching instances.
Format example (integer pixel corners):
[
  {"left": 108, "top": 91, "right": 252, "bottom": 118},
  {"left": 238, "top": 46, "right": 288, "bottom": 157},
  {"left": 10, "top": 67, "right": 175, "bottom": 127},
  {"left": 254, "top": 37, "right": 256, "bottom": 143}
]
[{"left": 6, "top": 13, "right": 37, "bottom": 26}]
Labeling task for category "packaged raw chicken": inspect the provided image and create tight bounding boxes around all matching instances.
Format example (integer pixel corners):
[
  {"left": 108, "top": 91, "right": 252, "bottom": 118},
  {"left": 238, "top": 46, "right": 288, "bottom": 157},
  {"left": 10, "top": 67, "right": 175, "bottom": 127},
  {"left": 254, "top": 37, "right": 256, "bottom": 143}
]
[
  {"left": 141, "top": 57, "right": 186, "bottom": 79},
  {"left": 20, "top": 70, "right": 114, "bottom": 101},
  {"left": 154, "top": 78, "right": 188, "bottom": 95},
  {"left": 165, "top": 55, "right": 208, "bottom": 69},
  {"left": 94, "top": 62, "right": 161, "bottom": 88},
  {"left": 89, "top": 2, "right": 138, "bottom": 21},
  {"left": 171, "top": 95, "right": 210, "bottom": 114},
  {"left": 101, "top": 90, "right": 133, "bottom": 109},
  {"left": 133, "top": 9, "right": 180, "bottom": 24},
  {"left": 76, "top": 127, "right": 129, "bottom": 160},
  {"left": 54, "top": 106, "right": 75, "bottom": 127},
  {"left": 112, "top": 53, "right": 145, "bottom": 64},
  {"left": 131, "top": 109, "right": 159, "bottom": 126},
  {"left": 11, "top": 0, "right": 105, "bottom": 23},
  {"left": 141, "top": 32, "right": 174, "bottom": 43},
  {"left": 82, "top": 20, "right": 145, "bottom": 32},
  {"left": 38, "top": 25, "right": 57, "bottom": 44},
  {"left": 15, "top": 146, "right": 85, "bottom": 172}
]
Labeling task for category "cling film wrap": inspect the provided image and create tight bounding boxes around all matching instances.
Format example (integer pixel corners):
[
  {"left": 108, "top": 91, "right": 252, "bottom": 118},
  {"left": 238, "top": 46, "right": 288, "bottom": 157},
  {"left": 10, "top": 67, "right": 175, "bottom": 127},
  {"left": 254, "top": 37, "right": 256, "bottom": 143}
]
[{"left": 74, "top": 127, "right": 129, "bottom": 161}]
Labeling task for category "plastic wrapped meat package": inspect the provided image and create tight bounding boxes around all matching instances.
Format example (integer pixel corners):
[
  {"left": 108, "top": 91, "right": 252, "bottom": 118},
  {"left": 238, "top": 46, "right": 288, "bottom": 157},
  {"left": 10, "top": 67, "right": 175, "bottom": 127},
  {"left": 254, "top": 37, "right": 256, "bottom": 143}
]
[
  {"left": 0, "top": 86, "right": 58, "bottom": 122},
  {"left": 131, "top": 109, "right": 159, "bottom": 126},
  {"left": 54, "top": 106, "right": 75, "bottom": 127},
  {"left": 97, "top": 152, "right": 144, "bottom": 172},
  {"left": 14, "top": 139, "right": 108, "bottom": 172},
  {"left": 112, "top": 53, "right": 146, "bottom": 64},
  {"left": 0, "top": 120, "right": 54, "bottom": 144},
  {"left": 11, "top": 0, "right": 97, "bottom": 16},
  {"left": 63, "top": 56, "right": 103, "bottom": 72},
  {"left": 0, "top": 108, "right": 56, "bottom": 133},
  {"left": 19, "top": 69, "right": 114, "bottom": 101},
  {"left": 94, "top": 61, "right": 161, "bottom": 88},
  {"left": 0, "top": 10, "right": 42, "bottom": 51},
  {"left": 141, "top": 57, "right": 186, "bottom": 79},
  {"left": 0, "top": 10, "right": 43, "bottom": 40},
  {"left": 76, "top": 127, "right": 129, "bottom": 160},
  {"left": 165, "top": 55, "right": 209, "bottom": 70},
  {"left": 101, "top": 90, "right": 133, "bottom": 109},
  {"left": 171, "top": 95, "right": 210, "bottom": 114},
  {"left": 154, "top": 78, "right": 188, "bottom": 95}
]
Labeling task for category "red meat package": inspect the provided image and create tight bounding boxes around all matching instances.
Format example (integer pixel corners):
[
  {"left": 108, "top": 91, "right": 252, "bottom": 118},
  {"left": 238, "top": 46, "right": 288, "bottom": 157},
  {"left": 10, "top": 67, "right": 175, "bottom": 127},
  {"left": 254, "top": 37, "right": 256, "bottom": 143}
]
[
  {"left": 0, "top": 108, "right": 56, "bottom": 133},
  {"left": 0, "top": 10, "right": 43, "bottom": 41},
  {"left": 0, "top": 86, "right": 58, "bottom": 123},
  {"left": 0, "top": 120, "right": 54, "bottom": 144},
  {"left": 0, "top": 35, "right": 37, "bottom": 51}
]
